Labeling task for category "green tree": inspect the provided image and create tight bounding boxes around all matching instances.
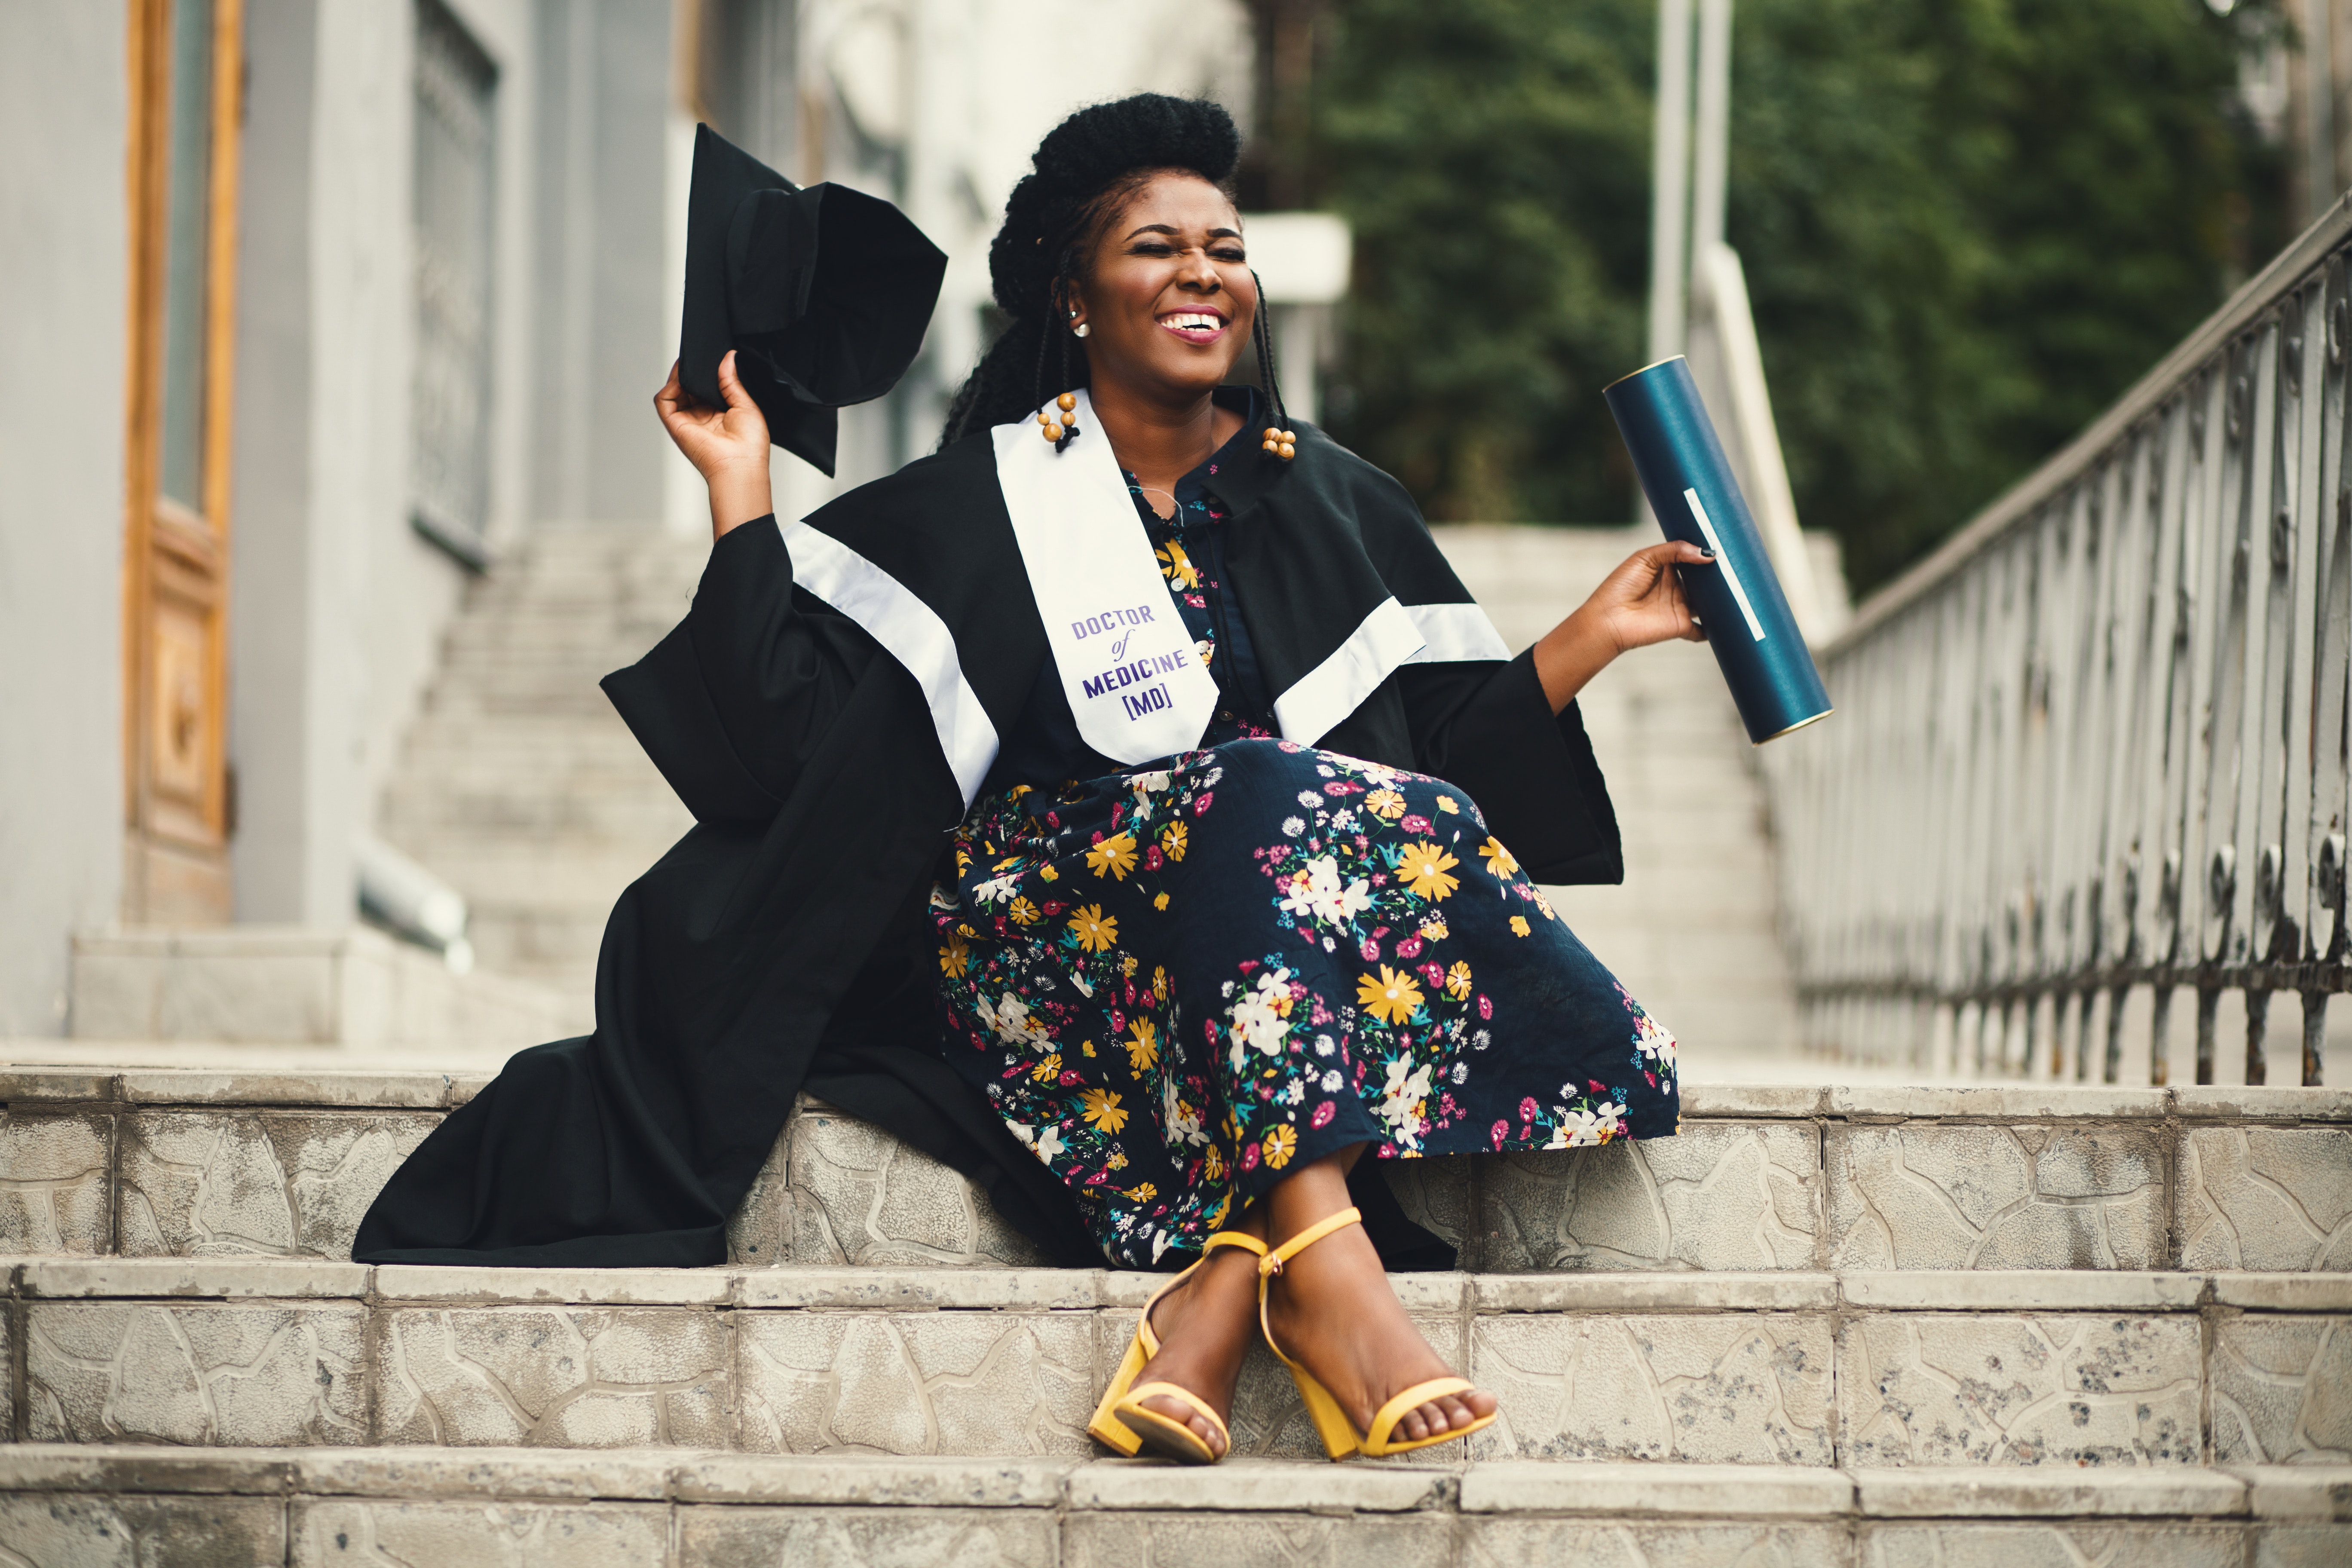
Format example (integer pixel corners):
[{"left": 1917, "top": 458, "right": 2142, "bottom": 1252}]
[{"left": 1314, "top": 0, "right": 2285, "bottom": 590}]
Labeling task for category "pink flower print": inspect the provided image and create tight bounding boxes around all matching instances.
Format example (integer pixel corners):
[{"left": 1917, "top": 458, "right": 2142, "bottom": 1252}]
[
  {"left": 1396, "top": 937, "right": 1424, "bottom": 960},
  {"left": 1241, "top": 1139, "right": 1262, "bottom": 1171},
  {"left": 1401, "top": 814, "right": 1431, "bottom": 834},
  {"left": 1420, "top": 962, "right": 1446, "bottom": 989},
  {"left": 1193, "top": 793, "right": 1214, "bottom": 815},
  {"left": 1589, "top": 1080, "right": 1607, "bottom": 1093},
  {"left": 1310, "top": 999, "right": 1332, "bottom": 1026},
  {"left": 1477, "top": 994, "right": 1493, "bottom": 1020},
  {"left": 1311, "top": 1100, "right": 1336, "bottom": 1128},
  {"left": 1359, "top": 938, "right": 1381, "bottom": 963},
  {"left": 1058, "top": 1070, "right": 1084, "bottom": 1087},
  {"left": 1145, "top": 845, "right": 1164, "bottom": 870},
  {"left": 1323, "top": 782, "right": 1351, "bottom": 796},
  {"left": 1490, "top": 1120, "right": 1508, "bottom": 1150},
  {"left": 1519, "top": 1097, "right": 1538, "bottom": 1124}
]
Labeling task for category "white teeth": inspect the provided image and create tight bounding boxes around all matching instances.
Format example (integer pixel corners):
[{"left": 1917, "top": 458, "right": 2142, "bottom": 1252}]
[{"left": 1164, "top": 314, "right": 1221, "bottom": 331}]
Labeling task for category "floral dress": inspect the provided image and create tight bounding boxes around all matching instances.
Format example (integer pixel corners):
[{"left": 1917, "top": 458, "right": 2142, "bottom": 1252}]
[{"left": 930, "top": 430, "right": 1679, "bottom": 1269}]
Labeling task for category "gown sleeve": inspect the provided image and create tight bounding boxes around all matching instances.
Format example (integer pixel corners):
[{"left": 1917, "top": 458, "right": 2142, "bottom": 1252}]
[
  {"left": 599, "top": 515, "right": 886, "bottom": 825},
  {"left": 1398, "top": 653, "right": 1623, "bottom": 886}
]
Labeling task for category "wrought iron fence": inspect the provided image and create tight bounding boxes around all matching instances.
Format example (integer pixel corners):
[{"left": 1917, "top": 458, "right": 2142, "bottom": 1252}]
[{"left": 1764, "top": 201, "right": 2352, "bottom": 1086}]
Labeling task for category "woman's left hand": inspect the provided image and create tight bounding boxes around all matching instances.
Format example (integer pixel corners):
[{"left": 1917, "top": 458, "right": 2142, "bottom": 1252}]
[{"left": 1530, "top": 540, "right": 1710, "bottom": 714}]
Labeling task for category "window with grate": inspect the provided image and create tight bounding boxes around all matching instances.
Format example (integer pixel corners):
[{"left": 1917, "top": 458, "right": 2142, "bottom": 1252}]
[{"left": 411, "top": 0, "right": 497, "bottom": 567}]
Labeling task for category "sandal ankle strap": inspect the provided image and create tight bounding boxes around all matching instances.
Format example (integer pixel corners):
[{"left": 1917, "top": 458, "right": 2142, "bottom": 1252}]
[
  {"left": 1259, "top": 1206, "right": 1362, "bottom": 1277},
  {"left": 1202, "top": 1229, "right": 1268, "bottom": 1259}
]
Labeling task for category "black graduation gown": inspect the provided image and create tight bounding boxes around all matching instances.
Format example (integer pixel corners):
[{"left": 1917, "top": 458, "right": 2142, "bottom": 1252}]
[{"left": 352, "top": 412, "right": 1624, "bottom": 1268}]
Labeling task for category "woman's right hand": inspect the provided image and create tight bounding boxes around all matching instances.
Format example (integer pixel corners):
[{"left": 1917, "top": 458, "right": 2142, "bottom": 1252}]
[{"left": 655, "top": 351, "right": 774, "bottom": 538}]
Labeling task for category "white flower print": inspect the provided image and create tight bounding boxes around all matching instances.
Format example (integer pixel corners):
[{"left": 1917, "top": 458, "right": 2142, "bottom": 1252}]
[
  {"left": 1277, "top": 854, "right": 1372, "bottom": 929},
  {"left": 1282, "top": 816, "right": 1306, "bottom": 837},
  {"left": 1031, "top": 1124, "right": 1065, "bottom": 1163},
  {"left": 1226, "top": 967, "right": 1295, "bottom": 1069},
  {"left": 1634, "top": 1012, "right": 1677, "bottom": 1069},
  {"left": 1376, "top": 1057, "right": 1435, "bottom": 1151},
  {"left": 1321, "top": 1069, "right": 1343, "bottom": 1093},
  {"left": 1296, "top": 790, "right": 1324, "bottom": 809},
  {"left": 977, "top": 991, "right": 1050, "bottom": 1048},
  {"left": 971, "top": 873, "right": 1021, "bottom": 906},
  {"left": 1546, "top": 1100, "right": 1628, "bottom": 1149}
]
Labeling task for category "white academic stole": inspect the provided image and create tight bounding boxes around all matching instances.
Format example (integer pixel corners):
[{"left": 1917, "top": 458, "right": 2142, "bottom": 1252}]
[{"left": 992, "top": 389, "right": 1221, "bottom": 765}]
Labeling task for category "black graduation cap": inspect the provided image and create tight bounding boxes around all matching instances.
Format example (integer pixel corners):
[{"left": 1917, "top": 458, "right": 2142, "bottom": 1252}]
[{"left": 679, "top": 124, "right": 947, "bottom": 477}]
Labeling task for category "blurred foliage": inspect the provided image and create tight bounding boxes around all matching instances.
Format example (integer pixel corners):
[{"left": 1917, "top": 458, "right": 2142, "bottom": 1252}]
[{"left": 1311, "top": 0, "right": 2288, "bottom": 591}]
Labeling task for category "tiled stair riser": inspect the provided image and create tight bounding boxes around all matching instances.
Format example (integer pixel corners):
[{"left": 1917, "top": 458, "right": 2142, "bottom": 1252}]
[
  {"left": 2, "top": 1261, "right": 2346, "bottom": 1469},
  {"left": 0, "top": 1452, "right": 2345, "bottom": 1568},
  {"left": 4, "top": 1074, "right": 2348, "bottom": 1275}
]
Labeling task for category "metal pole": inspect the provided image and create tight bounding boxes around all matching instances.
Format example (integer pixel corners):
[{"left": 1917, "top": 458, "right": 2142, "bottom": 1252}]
[
  {"left": 1645, "top": 0, "right": 1694, "bottom": 366},
  {"left": 1690, "top": 0, "right": 1733, "bottom": 270},
  {"left": 2310, "top": 0, "right": 2336, "bottom": 222}
]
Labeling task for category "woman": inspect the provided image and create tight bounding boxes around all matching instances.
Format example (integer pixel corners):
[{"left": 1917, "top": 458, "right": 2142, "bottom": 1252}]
[{"left": 355, "top": 94, "right": 1699, "bottom": 1465}]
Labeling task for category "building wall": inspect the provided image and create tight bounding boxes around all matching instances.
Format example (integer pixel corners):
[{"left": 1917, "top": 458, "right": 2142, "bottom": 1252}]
[
  {"left": 0, "top": 8, "right": 129, "bottom": 1034},
  {"left": 231, "top": 0, "right": 546, "bottom": 926}
]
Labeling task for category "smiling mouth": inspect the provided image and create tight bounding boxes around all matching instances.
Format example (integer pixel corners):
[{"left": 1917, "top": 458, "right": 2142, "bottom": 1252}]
[{"left": 1158, "top": 311, "right": 1228, "bottom": 343}]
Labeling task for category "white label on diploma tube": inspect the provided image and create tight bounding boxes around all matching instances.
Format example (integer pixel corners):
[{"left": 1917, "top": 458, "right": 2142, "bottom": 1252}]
[{"left": 1683, "top": 488, "right": 1766, "bottom": 643}]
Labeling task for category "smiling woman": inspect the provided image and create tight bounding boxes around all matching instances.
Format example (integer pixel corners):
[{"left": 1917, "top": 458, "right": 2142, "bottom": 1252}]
[{"left": 355, "top": 92, "right": 1703, "bottom": 1475}]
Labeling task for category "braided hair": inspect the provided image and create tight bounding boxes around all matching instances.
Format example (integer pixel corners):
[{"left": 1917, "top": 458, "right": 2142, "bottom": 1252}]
[{"left": 940, "top": 93, "right": 1287, "bottom": 448}]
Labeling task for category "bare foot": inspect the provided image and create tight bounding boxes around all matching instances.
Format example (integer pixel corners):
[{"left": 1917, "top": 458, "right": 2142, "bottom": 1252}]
[
  {"left": 1263, "top": 1155, "right": 1497, "bottom": 1445},
  {"left": 1121, "top": 1236, "right": 1265, "bottom": 1459}
]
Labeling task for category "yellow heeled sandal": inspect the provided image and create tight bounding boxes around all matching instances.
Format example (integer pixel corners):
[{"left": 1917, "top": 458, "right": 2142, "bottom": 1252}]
[
  {"left": 1257, "top": 1206, "right": 1498, "bottom": 1461},
  {"left": 1087, "top": 1229, "right": 1268, "bottom": 1463}
]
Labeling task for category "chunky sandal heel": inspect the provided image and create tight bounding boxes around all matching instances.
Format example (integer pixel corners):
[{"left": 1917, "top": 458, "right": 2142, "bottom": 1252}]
[
  {"left": 1086, "top": 1229, "right": 1266, "bottom": 1463},
  {"left": 1256, "top": 1206, "right": 1499, "bottom": 1461}
]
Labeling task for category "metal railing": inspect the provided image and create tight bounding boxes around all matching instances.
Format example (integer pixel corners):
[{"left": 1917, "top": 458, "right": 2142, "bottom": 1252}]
[{"left": 1764, "top": 199, "right": 2352, "bottom": 1086}]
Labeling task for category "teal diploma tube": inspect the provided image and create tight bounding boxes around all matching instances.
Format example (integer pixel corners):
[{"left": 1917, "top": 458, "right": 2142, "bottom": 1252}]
[{"left": 1604, "top": 356, "right": 1833, "bottom": 744}]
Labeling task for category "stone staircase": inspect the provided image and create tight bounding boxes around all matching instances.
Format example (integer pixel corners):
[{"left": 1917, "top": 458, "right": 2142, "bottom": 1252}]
[
  {"left": 0, "top": 1064, "right": 2344, "bottom": 1562},
  {"left": 377, "top": 525, "right": 702, "bottom": 998}
]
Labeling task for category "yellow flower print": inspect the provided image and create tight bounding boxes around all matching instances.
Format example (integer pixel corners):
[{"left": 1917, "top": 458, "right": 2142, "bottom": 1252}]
[
  {"left": 1128, "top": 1182, "right": 1158, "bottom": 1201},
  {"left": 1153, "top": 892, "right": 1170, "bottom": 911},
  {"left": 1533, "top": 888, "right": 1556, "bottom": 920},
  {"left": 1068, "top": 904, "right": 1119, "bottom": 952},
  {"left": 1081, "top": 1040, "right": 1097, "bottom": 1057},
  {"left": 1009, "top": 897, "right": 1041, "bottom": 926},
  {"left": 1126, "top": 1018, "right": 1159, "bottom": 1075},
  {"left": 1357, "top": 965, "right": 1425, "bottom": 1026},
  {"left": 1436, "top": 795, "right": 1460, "bottom": 815},
  {"left": 938, "top": 932, "right": 970, "bottom": 978},
  {"left": 1479, "top": 836, "right": 1519, "bottom": 880},
  {"left": 1364, "top": 787, "right": 1408, "bottom": 821},
  {"left": 1160, "top": 821, "right": 1189, "bottom": 862},
  {"left": 1157, "top": 539, "right": 1200, "bottom": 588},
  {"left": 1394, "top": 841, "right": 1461, "bottom": 901},
  {"left": 1038, "top": 864, "right": 1059, "bottom": 882},
  {"left": 1263, "top": 1124, "right": 1298, "bottom": 1170},
  {"left": 1107, "top": 1152, "right": 1129, "bottom": 1170},
  {"left": 1510, "top": 915, "right": 1532, "bottom": 937},
  {"left": 1152, "top": 965, "right": 1170, "bottom": 1000},
  {"left": 1086, "top": 830, "right": 1139, "bottom": 881},
  {"left": 993, "top": 855, "right": 1024, "bottom": 872},
  {"left": 1446, "top": 961, "right": 1474, "bottom": 999},
  {"left": 1030, "top": 1053, "right": 1062, "bottom": 1083},
  {"left": 1202, "top": 1144, "right": 1225, "bottom": 1181},
  {"left": 1081, "top": 1087, "right": 1129, "bottom": 1133},
  {"left": 1419, "top": 917, "right": 1451, "bottom": 943},
  {"left": 1208, "top": 1191, "right": 1232, "bottom": 1228},
  {"left": 1122, "top": 954, "right": 1140, "bottom": 977}
]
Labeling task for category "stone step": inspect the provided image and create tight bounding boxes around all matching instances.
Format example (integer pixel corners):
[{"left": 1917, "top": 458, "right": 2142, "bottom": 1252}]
[
  {"left": 1, "top": 1254, "right": 2346, "bottom": 1468},
  {"left": 3, "top": 1070, "right": 2346, "bottom": 1278},
  {"left": 1, "top": 1448, "right": 2338, "bottom": 1568},
  {"left": 63, "top": 930, "right": 587, "bottom": 1053}
]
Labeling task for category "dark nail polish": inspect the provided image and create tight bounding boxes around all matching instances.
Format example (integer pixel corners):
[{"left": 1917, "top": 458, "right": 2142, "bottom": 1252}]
[{"left": 1699, "top": 548, "right": 1717, "bottom": 560}]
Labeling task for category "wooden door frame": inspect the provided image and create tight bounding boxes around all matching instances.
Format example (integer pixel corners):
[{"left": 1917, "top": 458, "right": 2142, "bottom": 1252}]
[{"left": 121, "top": 0, "right": 244, "bottom": 919}]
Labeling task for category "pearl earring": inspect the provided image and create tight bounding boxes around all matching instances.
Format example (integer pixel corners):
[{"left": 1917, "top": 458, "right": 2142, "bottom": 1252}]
[
  {"left": 1038, "top": 391, "right": 1078, "bottom": 444},
  {"left": 1073, "top": 323, "right": 1090, "bottom": 338}
]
